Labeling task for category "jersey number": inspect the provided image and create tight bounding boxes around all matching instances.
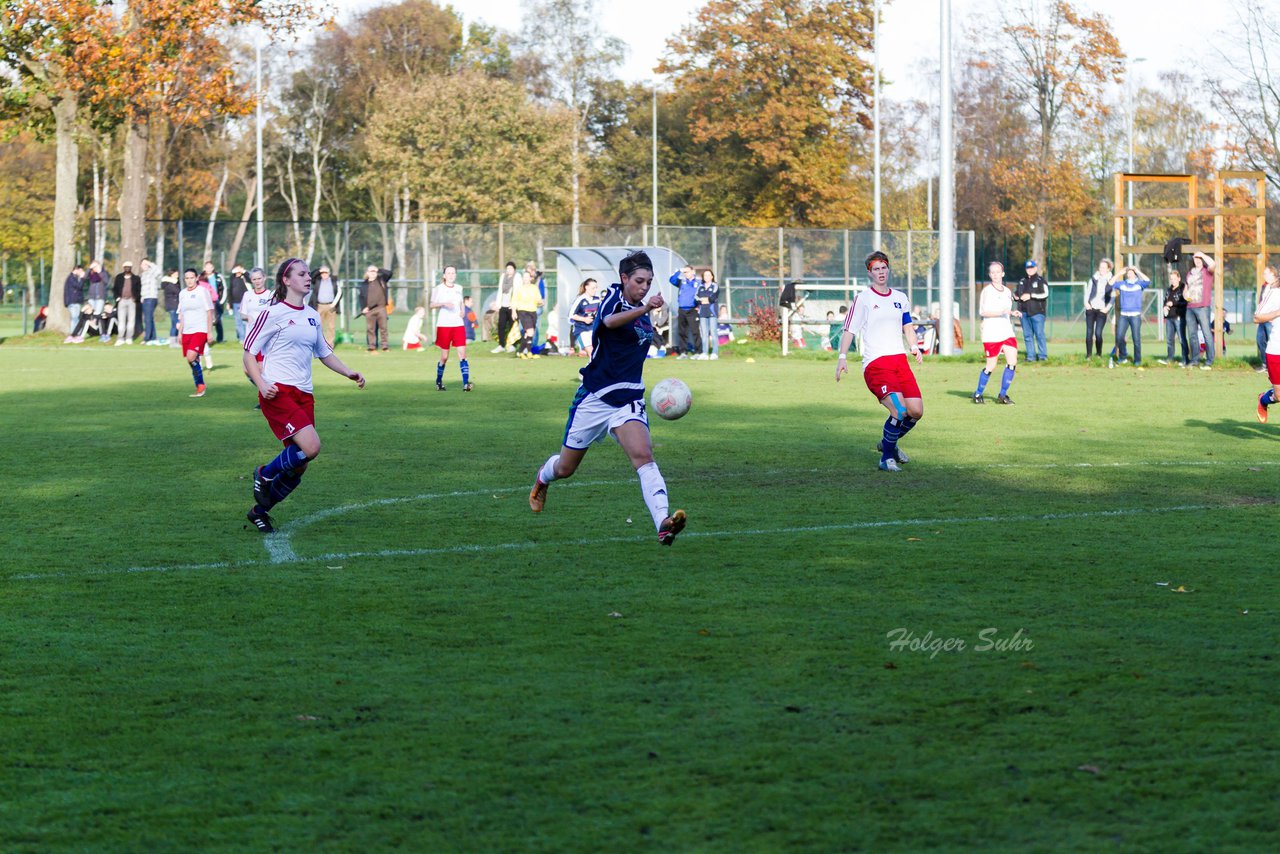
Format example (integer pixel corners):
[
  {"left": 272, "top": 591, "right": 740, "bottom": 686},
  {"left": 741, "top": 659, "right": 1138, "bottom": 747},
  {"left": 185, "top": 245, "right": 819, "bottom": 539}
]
[
  {"left": 880, "top": 385, "right": 888, "bottom": 395},
  {"left": 629, "top": 400, "right": 646, "bottom": 416}
]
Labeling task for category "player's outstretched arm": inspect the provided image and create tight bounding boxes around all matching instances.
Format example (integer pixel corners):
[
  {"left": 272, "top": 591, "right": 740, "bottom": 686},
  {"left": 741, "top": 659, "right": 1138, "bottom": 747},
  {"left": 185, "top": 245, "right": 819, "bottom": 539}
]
[
  {"left": 835, "top": 330, "right": 855, "bottom": 381},
  {"left": 320, "top": 352, "right": 366, "bottom": 388}
]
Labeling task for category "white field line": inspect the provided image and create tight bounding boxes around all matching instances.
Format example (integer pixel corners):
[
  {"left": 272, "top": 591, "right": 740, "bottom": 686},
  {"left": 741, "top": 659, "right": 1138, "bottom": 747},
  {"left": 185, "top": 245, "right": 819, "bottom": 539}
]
[{"left": 11, "top": 501, "right": 1269, "bottom": 583}]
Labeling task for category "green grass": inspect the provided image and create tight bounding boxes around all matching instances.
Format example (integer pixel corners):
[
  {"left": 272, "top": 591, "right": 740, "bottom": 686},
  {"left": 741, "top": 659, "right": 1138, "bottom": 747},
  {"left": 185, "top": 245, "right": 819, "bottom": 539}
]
[{"left": 2, "top": 335, "right": 1278, "bottom": 851}]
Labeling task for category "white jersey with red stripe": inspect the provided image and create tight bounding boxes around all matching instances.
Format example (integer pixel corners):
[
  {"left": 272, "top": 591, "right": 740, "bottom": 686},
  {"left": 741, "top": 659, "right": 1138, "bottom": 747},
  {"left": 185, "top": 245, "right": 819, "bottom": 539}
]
[
  {"left": 178, "top": 286, "right": 214, "bottom": 334},
  {"left": 843, "top": 285, "right": 912, "bottom": 370},
  {"left": 240, "top": 289, "right": 273, "bottom": 324},
  {"left": 244, "top": 301, "right": 333, "bottom": 393},
  {"left": 979, "top": 283, "right": 1016, "bottom": 342},
  {"left": 1262, "top": 287, "right": 1280, "bottom": 356},
  {"left": 431, "top": 284, "right": 464, "bottom": 327}
]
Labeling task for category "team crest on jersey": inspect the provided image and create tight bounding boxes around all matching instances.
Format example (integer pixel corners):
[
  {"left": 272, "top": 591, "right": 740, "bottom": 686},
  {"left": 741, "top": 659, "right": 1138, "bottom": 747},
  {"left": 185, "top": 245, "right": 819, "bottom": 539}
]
[
  {"left": 308, "top": 318, "right": 317, "bottom": 326},
  {"left": 894, "top": 302, "right": 903, "bottom": 309}
]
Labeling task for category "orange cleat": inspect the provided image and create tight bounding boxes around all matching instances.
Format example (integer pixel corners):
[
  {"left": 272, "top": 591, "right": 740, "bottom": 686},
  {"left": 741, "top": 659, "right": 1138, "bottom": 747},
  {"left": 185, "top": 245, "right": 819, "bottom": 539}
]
[
  {"left": 657, "top": 509, "right": 687, "bottom": 546},
  {"left": 529, "top": 476, "right": 548, "bottom": 513}
]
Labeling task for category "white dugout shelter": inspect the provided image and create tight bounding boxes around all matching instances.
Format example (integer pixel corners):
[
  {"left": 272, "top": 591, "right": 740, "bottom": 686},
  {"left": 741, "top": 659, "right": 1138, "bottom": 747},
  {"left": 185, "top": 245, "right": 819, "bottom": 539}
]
[{"left": 546, "top": 246, "right": 689, "bottom": 343}]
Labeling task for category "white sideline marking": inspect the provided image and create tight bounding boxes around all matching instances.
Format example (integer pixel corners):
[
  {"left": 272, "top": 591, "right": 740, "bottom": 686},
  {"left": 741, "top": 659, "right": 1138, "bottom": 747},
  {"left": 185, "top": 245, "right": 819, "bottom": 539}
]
[{"left": 10, "top": 501, "right": 1264, "bottom": 582}]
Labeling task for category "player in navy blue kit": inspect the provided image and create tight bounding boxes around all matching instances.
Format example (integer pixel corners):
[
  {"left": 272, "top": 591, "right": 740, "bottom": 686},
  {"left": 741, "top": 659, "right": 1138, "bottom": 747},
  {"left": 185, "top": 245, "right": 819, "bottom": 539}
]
[{"left": 528, "top": 251, "right": 687, "bottom": 545}]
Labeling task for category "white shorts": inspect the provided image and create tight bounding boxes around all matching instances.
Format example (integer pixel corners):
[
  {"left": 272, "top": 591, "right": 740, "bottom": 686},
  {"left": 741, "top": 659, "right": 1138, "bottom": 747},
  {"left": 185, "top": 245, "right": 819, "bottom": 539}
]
[
  {"left": 563, "top": 389, "right": 648, "bottom": 449},
  {"left": 574, "top": 328, "right": 594, "bottom": 350}
]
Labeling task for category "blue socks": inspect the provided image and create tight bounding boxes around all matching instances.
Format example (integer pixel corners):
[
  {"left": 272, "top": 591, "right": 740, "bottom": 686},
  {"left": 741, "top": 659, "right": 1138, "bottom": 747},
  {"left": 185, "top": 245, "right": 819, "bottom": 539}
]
[
  {"left": 881, "top": 417, "right": 904, "bottom": 461},
  {"left": 1000, "top": 366, "right": 1016, "bottom": 397},
  {"left": 899, "top": 416, "right": 918, "bottom": 437},
  {"left": 190, "top": 361, "right": 204, "bottom": 388},
  {"left": 460, "top": 359, "right": 470, "bottom": 385},
  {"left": 975, "top": 369, "right": 991, "bottom": 395},
  {"left": 1262, "top": 389, "right": 1277, "bottom": 407},
  {"left": 436, "top": 361, "right": 445, "bottom": 385},
  {"left": 261, "top": 443, "right": 308, "bottom": 480}
]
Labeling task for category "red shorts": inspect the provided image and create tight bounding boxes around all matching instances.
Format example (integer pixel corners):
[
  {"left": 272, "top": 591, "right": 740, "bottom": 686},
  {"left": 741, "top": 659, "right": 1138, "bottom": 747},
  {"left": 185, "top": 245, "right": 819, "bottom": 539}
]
[
  {"left": 259, "top": 384, "right": 315, "bottom": 444},
  {"left": 1267, "top": 353, "right": 1280, "bottom": 385},
  {"left": 405, "top": 342, "right": 422, "bottom": 350},
  {"left": 181, "top": 332, "right": 208, "bottom": 355},
  {"left": 983, "top": 338, "right": 1018, "bottom": 358},
  {"left": 863, "top": 354, "right": 921, "bottom": 401},
  {"left": 435, "top": 325, "right": 466, "bottom": 349}
]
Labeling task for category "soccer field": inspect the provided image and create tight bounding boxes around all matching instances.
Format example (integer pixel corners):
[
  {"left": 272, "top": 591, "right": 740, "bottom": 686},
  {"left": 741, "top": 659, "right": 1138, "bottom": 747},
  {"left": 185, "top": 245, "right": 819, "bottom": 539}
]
[{"left": 2, "top": 339, "right": 1278, "bottom": 850}]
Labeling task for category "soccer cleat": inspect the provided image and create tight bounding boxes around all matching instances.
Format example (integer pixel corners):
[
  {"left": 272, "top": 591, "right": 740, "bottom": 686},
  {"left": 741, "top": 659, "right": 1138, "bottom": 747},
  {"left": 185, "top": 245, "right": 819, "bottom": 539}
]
[
  {"left": 436, "top": 382, "right": 446, "bottom": 391},
  {"left": 657, "top": 509, "right": 687, "bottom": 546},
  {"left": 246, "top": 508, "right": 275, "bottom": 534},
  {"left": 529, "top": 476, "right": 548, "bottom": 513},
  {"left": 972, "top": 393, "right": 985, "bottom": 404},
  {"left": 1200, "top": 365, "right": 1212, "bottom": 371},
  {"left": 877, "top": 440, "right": 909, "bottom": 464},
  {"left": 878, "top": 458, "right": 901, "bottom": 472},
  {"left": 1259, "top": 399, "right": 1270, "bottom": 424},
  {"left": 463, "top": 383, "right": 473, "bottom": 392},
  {"left": 252, "top": 466, "right": 273, "bottom": 510},
  {"left": 190, "top": 384, "right": 206, "bottom": 398},
  {"left": 997, "top": 394, "right": 1015, "bottom": 405},
  {"left": 1156, "top": 359, "right": 1168, "bottom": 365}
]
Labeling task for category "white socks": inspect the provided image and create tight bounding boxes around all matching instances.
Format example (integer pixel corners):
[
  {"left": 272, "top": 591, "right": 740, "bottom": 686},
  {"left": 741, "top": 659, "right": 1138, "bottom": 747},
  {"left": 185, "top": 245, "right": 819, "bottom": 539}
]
[
  {"left": 538, "top": 454, "right": 560, "bottom": 484},
  {"left": 637, "top": 461, "right": 669, "bottom": 530}
]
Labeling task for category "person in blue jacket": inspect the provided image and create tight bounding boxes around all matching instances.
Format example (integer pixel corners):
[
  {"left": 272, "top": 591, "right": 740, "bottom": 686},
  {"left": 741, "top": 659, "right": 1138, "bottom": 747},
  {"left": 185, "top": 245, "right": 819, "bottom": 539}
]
[
  {"left": 668, "top": 264, "right": 701, "bottom": 358},
  {"left": 1109, "top": 263, "right": 1150, "bottom": 367}
]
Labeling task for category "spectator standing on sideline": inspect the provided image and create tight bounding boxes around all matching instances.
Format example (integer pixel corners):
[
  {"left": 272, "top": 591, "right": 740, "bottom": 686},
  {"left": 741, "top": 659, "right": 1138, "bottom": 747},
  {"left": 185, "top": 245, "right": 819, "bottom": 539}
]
[
  {"left": 308, "top": 265, "right": 341, "bottom": 345},
  {"left": 161, "top": 269, "right": 182, "bottom": 346},
  {"left": 511, "top": 262, "right": 544, "bottom": 358},
  {"left": 62, "top": 264, "right": 86, "bottom": 342},
  {"left": 1158, "top": 269, "right": 1189, "bottom": 366},
  {"left": 492, "top": 261, "right": 519, "bottom": 353},
  {"left": 112, "top": 262, "right": 139, "bottom": 345},
  {"left": 669, "top": 264, "right": 700, "bottom": 358},
  {"left": 87, "top": 261, "right": 108, "bottom": 317},
  {"left": 1016, "top": 259, "right": 1049, "bottom": 361},
  {"left": 202, "top": 261, "right": 225, "bottom": 343},
  {"left": 462, "top": 295, "right": 477, "bottom": 342},
  {"left": 1184, "top": 251, "right": 1215, "bottom": 370},
  {"left": 525, "top": 261, "right": 546, "bottom": 348},
  {"left": 1255, "top": 266, "right": 1277, "bottom": 372},
  {"left": 1083, "top": 259, "right": 1112, "bottom": 359},
  {"left": 177, "top": 268, "right": 214, "bottom": 397},
  {"left": 360, "top": 264, "right": 392, "bottom": 352},
  {"left": 139, "top": 259, "right": 161, "bottom": 344},
  {"left": 430, "top": 264, "right": 471, "bottom": 390},
  {"left": 1109, "top": 263, "right": 1150, "bottom": 367},
  {"left": 227, "top": 266, "right": 248, "bottom": 341},
  {"left": 695, "top": 268, "right": 720, "bottom": 360}
]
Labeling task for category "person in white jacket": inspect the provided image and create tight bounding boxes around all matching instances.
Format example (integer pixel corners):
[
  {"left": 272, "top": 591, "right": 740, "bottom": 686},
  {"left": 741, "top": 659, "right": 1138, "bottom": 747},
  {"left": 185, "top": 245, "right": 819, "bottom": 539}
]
[{"left": 1083, "top": 259, "right": 1113, "bottom": 359}]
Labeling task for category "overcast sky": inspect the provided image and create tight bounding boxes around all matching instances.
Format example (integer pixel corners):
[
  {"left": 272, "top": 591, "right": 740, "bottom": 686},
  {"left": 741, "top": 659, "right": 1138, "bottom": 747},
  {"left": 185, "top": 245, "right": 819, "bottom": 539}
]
[{"left": 332, "top": 0, "right": 1216, "bottom": 101}]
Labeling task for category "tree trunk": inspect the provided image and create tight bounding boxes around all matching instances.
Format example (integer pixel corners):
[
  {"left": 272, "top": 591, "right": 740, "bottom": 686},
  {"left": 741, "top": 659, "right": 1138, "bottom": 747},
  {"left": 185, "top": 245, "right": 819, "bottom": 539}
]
[
  {"left": 1032, "top": 222, "right": 1046, "bottom": 267},
  {"left": 118, "top": 121, "right": 150, "bottom": 274},
  {"left": 203, "top": 161, "right": 230, "bottom": 265},
  {"left": 571, "top": 128, "right": 581, "bottom": 248},
  {"left": 226, "top": 177, "right": 257, "bottom": 271},
  {"left": 48, "top": 91, "right": 79, "bottom": 334}
]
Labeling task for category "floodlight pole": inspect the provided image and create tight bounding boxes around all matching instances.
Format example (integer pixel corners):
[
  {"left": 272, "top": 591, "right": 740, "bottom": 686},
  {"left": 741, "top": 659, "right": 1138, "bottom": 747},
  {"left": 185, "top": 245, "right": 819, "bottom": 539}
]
[
  {"left": 256, "top": 41, "right": 265, "bottom": 270},
  {"left": 651, "top": 83, "right": 658, "bottom": 243},
  {"left": 873, "top": 0, "right": 881, "bottom": 249},
  {"left": 1125, "top": 57, "right": 1146, "bottom": 267},
  {"left": 937, "top": 0, "right": 955, "bottom": 356}
]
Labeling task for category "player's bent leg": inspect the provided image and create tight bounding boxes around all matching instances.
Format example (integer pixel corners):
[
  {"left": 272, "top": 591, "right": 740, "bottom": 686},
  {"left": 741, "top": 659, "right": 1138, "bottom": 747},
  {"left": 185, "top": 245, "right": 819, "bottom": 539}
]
[
  {"left": 291, "top": 426, "right": 322, "bottom": 460},
  {"left": 615, "top": 421, "right": 682, "bottom": 541}
]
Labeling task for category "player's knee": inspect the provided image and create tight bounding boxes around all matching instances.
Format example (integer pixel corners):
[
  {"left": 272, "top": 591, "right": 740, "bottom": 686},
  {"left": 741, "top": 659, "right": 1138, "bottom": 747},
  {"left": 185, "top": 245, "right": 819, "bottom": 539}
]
[
  {"left": 554, "top": 457, "right": 579, "bottom": 479},
  {"left": 906, "top": 401, "right": 924, "bottom": 420}
]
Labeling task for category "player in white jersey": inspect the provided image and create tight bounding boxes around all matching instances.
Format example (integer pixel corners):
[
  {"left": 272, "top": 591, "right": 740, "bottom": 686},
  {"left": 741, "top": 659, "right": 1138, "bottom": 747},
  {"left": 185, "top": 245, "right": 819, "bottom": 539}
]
[
  {"left": 973, "top": 261, "right": 1020, "bottom": 405},
  {"left": 176, "top": 268, "right": 214, "bottom": 397},
  {"left": 429, "top": 264, "right": 471, "bottom": 391},
  {"left": 835, "top": 251, "right": 924, "bottom": 471},
  {"left": 239, "top": 267, "right": 273, "bottom": 406},
  {"left": 1254, "top": 265, "right": 1280, "bottom": 423},
  {"left": 242, "top": 258, "right": 365, "bottom": 534}
]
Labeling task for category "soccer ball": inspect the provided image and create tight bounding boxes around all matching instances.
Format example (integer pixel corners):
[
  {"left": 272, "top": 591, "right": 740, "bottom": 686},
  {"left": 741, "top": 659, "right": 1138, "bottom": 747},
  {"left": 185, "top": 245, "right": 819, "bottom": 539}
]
[{"left": 651, "top": 377, "right": 692, "bottom": 420}]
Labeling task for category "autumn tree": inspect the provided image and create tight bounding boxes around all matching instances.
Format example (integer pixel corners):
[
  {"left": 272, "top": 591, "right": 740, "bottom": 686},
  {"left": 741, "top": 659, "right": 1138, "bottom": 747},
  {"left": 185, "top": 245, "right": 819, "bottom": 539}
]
[
  {"left": 0, "top": 131, "right": 55, "bottom": 301},
  {"left": 986, "top": 0, "right": 1124, "bottom": 261},
  {"left": 522, "top": 0, "right": 624, "bottom": 245},
  {"left": 0, "top": 0, "right": 114, "bottom": 333},
  {"left": 658, "top": 0, "right": 876, "bottom": 228}
]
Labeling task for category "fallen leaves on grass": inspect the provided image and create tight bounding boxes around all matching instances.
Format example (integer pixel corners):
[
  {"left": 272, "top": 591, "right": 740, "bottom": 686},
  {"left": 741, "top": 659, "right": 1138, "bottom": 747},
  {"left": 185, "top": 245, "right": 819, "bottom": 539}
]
[
  {"left": 1076, "top": 764, "right": 1101, "bottom": 775},
  {"left": 607, "top": 611, "right": 623, "bottom": 618},
  {"left": 883, "top": 661, "right": 897, "bottom": 669},
  {"left": 295, "top": 715, "right": 319, "bottom": 722}
]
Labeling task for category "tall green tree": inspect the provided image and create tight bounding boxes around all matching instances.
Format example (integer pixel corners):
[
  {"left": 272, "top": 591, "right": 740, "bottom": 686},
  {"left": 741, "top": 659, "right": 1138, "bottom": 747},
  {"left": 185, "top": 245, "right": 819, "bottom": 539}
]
[
  {"left": 521, "top": 0, "right": 624, "bottom": 245},
  {"left": 658, "top": 0, "right": 876, "bottom": 227},
  {"left": 362, "top": 70, "right": 572, "bottom": 224}
]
